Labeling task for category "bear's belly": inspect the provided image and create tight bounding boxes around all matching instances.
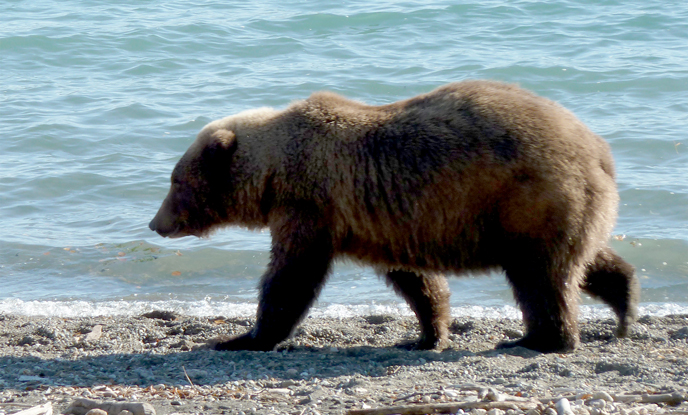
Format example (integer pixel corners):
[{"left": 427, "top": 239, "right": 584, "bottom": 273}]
[{"left": 337, "top": 231, "right": 502, "bottom": 274}]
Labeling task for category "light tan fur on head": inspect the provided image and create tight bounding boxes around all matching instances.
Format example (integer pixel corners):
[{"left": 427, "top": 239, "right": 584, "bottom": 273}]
[
  {"left": 210, "top": 129, "right": 236, "bottom": 149},
  {"left": 201, "top": 107, "right": 280, "bottom": 136}
]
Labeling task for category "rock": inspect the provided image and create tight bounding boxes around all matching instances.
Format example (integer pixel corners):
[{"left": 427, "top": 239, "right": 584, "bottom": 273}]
[
  {"left": 592, "top": 392, "right": 613, "bottom": 402},
  {"left": 84, "top": 325, "right": 103, "bottom": 342},
  {"left": 18, "top": 375, "right": 47, "bottom": 382},
  {"left": 352, "top": 387, "right": 368, "bottom": 395},
  {"left": 445, "top": 389, "right": 459, "bottom": 398},
  {"left": 363, "top": 315, "right": 394, "bottom": 325},
  {"left": 554, "top": 398, "right": 574, "bottom": 415},
  {"left": 669, "top": 326, "right": 688, "bottom": 339},
  {"left": 170, "top": 339, "right": 196, "bottom": 350},
  {"left": 503, "top": 329, "right": 524, "bottom": 339},
  {"left": 65, "top": 398, "right": 155, "bottom": 415},
  {"left": 34, "top": 326, "right": 56, "bottom": 340},
  {"left": 85, "top": 410, "right": 107, "bottom": 415},
  {"left": 479, "top": 388, "right": 501, "bottom": 401},
  {"left": 587, "top": 399, "right": 606, "bottom": 409},
  {"left": 555, "top": 398, "right": 574, "bottom": 415},
  {"left": 11, "top": 403, "right": 53, "bottom": 415},
  {"left": 268, "top": 388, "right": 291, "bottom": 395},
  {"left": 277, "top": 380, "right": 296, "bottom": 388},
  {"left": 17, "top": 335, "right": 37, "bottom": 346},
  {"left": 142, "top": 311, "right": 179, "bottom": 321}
]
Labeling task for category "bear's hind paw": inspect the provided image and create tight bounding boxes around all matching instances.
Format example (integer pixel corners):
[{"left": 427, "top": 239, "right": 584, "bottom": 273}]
[
  {"left": 211, "top": 334, "right": 276, "bottom": 351},
  {"left": 496, "top": 335, "right": 576, "bottom": 354},
  {"left": 395, "top": 336, "right": 445, "bottom": 351}
]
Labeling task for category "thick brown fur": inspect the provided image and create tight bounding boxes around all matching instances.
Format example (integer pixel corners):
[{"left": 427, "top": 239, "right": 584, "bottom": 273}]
[{"left": 150, "top": 80, "right": 639, "bottom": 353}]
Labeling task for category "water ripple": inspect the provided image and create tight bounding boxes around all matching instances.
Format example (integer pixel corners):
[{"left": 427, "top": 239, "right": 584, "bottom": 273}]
[{"left": 1, "top": 0, "right": 687, "bottom": 309}]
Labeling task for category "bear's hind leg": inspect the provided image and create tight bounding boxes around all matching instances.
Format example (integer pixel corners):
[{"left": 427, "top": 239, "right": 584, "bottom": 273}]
[
  {"left": 215, "top": 214, "right": 333, "bottom": 351},
  {"left": 500, "top": 259, "right": 581, "bottom": 353},
  {"left": 386, "top": 270, "right": 451, "bottom": 350},
  {"left": 582, "top": 246, "right": 639, "bottom": 337}
]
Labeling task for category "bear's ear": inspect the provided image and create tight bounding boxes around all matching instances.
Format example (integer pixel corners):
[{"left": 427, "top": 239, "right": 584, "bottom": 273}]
[
  {"left": 201, "top": 129, "right": 238, "bottom": 167},
  {"left": 211, "top": 129, "right": 238, "bottom": 153}
]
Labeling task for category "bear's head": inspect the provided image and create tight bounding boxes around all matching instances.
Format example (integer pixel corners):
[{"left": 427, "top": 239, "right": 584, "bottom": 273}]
[{"left": 149, "top": 128, "right": 238, "bottom": 238}]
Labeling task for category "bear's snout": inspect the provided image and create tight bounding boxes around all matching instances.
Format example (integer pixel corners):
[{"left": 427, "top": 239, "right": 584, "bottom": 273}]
[
  {"left": 149, "top": 205, "right": 179, "bottom": 238},
  {"left": 148, "top": 218, "right": 159, "bottom": 233},
  {"left": 148, "top": 216, "right": 168, "bottom": 236}
]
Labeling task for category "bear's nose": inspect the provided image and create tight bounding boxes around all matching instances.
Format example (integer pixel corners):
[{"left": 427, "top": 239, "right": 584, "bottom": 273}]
[{"left": 148, "top": 219, "right": 157, "bottom": 231}]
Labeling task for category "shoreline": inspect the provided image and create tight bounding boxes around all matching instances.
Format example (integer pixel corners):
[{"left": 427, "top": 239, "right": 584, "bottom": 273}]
[
  {"left": 3, "top": 299, "right": 688, "bottom": 320},
  {"left": 1, "top": 313, "right": 687, "bottom": 414}
]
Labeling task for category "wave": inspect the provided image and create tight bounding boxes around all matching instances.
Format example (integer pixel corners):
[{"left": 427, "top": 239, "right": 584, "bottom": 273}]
[{"left": 2, "top": 298, "right": 686, "bottom": 320}]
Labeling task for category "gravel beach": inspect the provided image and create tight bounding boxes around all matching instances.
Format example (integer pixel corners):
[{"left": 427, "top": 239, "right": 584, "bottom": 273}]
[{"left": 1, "top": 312, "right": 687, "bottom": 415}]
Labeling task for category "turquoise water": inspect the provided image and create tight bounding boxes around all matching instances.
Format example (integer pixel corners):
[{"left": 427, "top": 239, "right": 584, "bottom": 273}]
[{"left": 1, "top": 1, "right": 687, "bottom": 317}]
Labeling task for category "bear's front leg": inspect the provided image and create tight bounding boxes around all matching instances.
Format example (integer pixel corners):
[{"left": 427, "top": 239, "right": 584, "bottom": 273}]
[{"left": 215, "top": 211, "right": 333, "bottom": 351}]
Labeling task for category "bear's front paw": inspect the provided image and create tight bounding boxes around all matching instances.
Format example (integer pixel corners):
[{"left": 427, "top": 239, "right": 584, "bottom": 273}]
[
  {"left": 395, "top": 336, "right": 444, "bottom": 351},
  {"left": 496, "top": 335, "right": 575, "bottom": 354},
  {"left": 211, "top": 333, "right": 276, "bottom": 351}
]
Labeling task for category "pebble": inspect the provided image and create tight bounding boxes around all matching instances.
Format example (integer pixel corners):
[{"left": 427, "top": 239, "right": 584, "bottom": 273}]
[
  {"left": 555, "top": 398, "right": 574, "bottom": 415},
  {"left": 65, "top": 399, "right": 156, "bottom": 415},
  {"left": 479, "top": 387, "right": 502, "bottom": 402},
  {"left": 18, "top": 375, "right": 46, "bottom": 382},
  {"left": 592, "top": 391, "right": 614, "bottom": 402},
  {"left": 588, "top": 399, "right": 606, "bottom": 409},
  {"left": 445, "top": 389, "right": 459, "bottom": 398},
  {"left": 84, "top": 325, "right": 103, "bottom": 342}
]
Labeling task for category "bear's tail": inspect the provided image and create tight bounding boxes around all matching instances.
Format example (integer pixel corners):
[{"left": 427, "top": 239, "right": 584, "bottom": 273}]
[{"left": 581, "top": 246, "right": 640, "bottom": 337}]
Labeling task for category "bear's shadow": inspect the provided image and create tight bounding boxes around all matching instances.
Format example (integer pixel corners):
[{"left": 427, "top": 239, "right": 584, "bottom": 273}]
[
  {"left": 0, "top": 344, "right": 540, "bottom": 393},
  {"left": 0, "top": 315, "right": 624, "bottom": 392}
]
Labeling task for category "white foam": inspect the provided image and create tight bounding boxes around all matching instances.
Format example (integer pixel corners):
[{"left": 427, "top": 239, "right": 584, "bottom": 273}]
[
  {"left": 1, "top": 298, "right": 686, "bottom": 320},
  {"left": 0, "top": 298, "right": 256, "bottom": 318}
]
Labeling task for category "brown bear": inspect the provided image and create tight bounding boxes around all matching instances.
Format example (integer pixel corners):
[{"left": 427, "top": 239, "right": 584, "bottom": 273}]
[{"left": 149, "top": 80, "right": 639, "bottom": 353}]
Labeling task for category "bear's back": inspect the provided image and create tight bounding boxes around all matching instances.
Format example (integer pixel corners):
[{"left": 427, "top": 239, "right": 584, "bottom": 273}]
[{"left": 295, "top": 82, "right": 619, "bottom": 271}]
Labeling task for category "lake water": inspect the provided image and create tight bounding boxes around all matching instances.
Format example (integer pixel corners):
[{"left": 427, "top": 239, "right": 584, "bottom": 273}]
[{"left": 2, "top": 0, "right": 687, "bottom": 319}]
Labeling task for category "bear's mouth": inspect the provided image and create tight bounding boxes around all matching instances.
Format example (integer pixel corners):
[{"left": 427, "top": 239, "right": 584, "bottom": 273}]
[
  {"left": 162, "top": 225, "right": 185, "bottom": 238},
  {"left": 150, "top": 221, "right": 203, "bottom": 239},
  {"left": 149, "top": 219, "right": 182, "bottom": 238}
]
